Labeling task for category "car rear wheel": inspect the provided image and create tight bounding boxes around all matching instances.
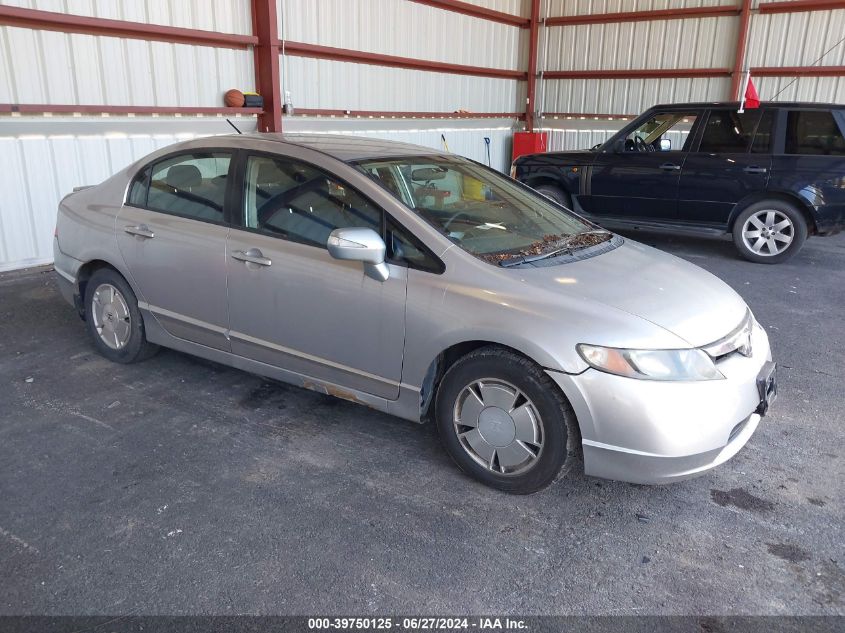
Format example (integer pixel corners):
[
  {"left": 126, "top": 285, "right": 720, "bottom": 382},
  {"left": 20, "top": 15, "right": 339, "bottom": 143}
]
[
  {"left": 534, "top": 184, "right": 572, "bottom": 210},
  {"left": 83, "top": 268, "right": 158, "bottom": 363},
  {"left": 435, "top": 346, "right": 579, "bottom": 494},
  {"left": 732, "top": 200, "right": 808, "bottom": 264}
]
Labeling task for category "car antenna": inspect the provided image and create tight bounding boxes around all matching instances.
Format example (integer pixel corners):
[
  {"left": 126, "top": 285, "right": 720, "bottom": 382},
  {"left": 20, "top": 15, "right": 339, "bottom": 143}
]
[{"left": 226, "top": 118, "right": 243, "bottom": 134}]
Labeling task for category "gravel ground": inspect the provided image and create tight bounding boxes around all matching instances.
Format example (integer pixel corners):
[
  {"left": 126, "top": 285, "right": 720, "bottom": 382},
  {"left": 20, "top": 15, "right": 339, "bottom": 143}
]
[{"left": 0, "top": 231, "right": 843, "bottom": 616}]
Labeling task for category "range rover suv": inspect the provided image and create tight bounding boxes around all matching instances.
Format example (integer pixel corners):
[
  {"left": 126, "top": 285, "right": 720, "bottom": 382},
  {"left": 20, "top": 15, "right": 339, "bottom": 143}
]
[{"left": 512, "top": 102, "right": 845, "bottom": 263}]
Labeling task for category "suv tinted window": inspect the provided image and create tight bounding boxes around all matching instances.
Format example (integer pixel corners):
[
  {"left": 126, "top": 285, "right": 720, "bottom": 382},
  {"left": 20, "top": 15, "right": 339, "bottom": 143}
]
[
  {"left": 699, "top": 109, "right": 762, "bottom": 153},
  {"left": 751, "top": 109, "right": 775, "bottom": 154},
  {"left": 146, "top": 153, "right": 231, "bottom": 222},
  {"left": 786, "top": 110, "right": 845, "bottom": 155},
  {"left": 623, "top": 112, "right": 698, "bottom": 152},
  {"left": 243, "top": 155, "right": 381, "bottom": 249}
]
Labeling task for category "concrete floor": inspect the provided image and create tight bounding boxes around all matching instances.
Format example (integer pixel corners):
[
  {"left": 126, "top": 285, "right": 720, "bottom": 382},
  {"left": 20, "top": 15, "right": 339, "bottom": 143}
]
[{"left": 1, "top": 231, "right": 843, "bottom": 616}]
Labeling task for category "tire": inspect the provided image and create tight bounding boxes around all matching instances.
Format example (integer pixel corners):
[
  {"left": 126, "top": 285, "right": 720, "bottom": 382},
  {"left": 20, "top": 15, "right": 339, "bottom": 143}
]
[
  {"left": 434, "top": 346, "right": 580, "bottom": 494},
  {"left": 534, "top": 184, "right": 572, "bottom": 210},
  {"left": 732, "top": 200, "right": 808, "bottom": 264},
  {"left": 83, "top": 268, "right": 158, "bottom": 364}
]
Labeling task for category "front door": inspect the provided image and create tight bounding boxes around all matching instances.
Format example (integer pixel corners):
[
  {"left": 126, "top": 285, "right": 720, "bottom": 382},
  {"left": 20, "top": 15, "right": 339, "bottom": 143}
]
[
  {"left": 225, "top": 151, "right": 407, "bottom": 400},
  {"left": 589, "top": 110, "right": 701, "bottom": 220},
  {"left": 117, "top": 151, "right": 233, "bottom": 351}
]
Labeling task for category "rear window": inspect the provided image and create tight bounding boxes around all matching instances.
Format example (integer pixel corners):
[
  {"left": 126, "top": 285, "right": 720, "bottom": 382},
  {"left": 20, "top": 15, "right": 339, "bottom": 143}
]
[{"left": 785, "top": 110, "right": 845, "bottom": 155}]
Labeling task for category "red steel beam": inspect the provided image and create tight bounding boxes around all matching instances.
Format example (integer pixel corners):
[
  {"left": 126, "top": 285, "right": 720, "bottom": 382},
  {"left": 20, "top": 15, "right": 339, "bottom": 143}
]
[
  {"left": 525, "top": 0, "right": 541, "bottom": 131},
  {"left": 283, "top": 41, "right": 526, "bottom": 80},
  {"left": 295, "top": 109, "right": 524, "bottom": 119},
  {"left": 0, "top": 104, "right": 263, "bottom": 115},
  {"left": 252, "top": 0, "right": 282, "bottom": 132},
  {"left": 758, "top": 0, "right": 845, "bottom": 14},
  {"left": 751, "top": 65, "right": 845, "bottom": 76},
  {"left": 544, "top": 5, "right": 740, "bottom": 27},
  {"left": 0, "top": 5, "right": 256, "bottom": 49},
  {"left": 543, "top": 68, "right": 731, "bottom": 80},
  {"left": 731, "top": 0, "right": 754, "bottom": 99},
  {"left": 409, "top": 0, "right": 529, "bottom": 27}
]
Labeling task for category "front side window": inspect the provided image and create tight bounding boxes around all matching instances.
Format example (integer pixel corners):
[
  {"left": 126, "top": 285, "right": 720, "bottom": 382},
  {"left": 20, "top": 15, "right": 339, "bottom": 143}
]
[
  {"left": 242, "top": 155, "right": 381, "bottom": 248},
  {"left": 623, "top": 111, "right": 699, "bottom": 152},
  {"left": 785, "top": 110, "right": 845, "bottom": 156},
  {"left": 355, "top": 155, "right": 604, "bottom": 265},
  {"left": 146, "top": 153, "right": 231, "bottom": 222},
  {"left": 699, "top": 109, "right": 763, "bottom": 153}
]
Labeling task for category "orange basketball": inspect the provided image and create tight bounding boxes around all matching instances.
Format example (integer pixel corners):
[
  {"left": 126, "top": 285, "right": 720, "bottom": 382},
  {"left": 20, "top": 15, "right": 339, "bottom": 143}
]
[{"left": 224, "top": 89, "right": 245, "bottom": 108}]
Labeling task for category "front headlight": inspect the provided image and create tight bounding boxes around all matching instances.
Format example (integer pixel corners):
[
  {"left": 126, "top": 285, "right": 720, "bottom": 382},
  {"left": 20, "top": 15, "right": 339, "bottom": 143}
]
[{"left": 577, "top": 344, "right": 724, "bottom": 381}]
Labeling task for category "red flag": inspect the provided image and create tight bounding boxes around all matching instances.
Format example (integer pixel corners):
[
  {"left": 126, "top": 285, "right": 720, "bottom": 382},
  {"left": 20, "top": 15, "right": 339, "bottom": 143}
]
[{"left": 744, "top": 76, "right": 760, "bottom": 109}]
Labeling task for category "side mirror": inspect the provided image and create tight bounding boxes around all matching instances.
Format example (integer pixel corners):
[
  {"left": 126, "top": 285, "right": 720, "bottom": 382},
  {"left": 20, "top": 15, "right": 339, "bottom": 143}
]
[
  {"left": 612, "top": 139, "right": 625, "bottom": 154},
  {"left": 659, "top": 138, "right": 672, "bottom": 151},
  {"left": 327, "top": 227, "right": 389, "bottom": 282}
]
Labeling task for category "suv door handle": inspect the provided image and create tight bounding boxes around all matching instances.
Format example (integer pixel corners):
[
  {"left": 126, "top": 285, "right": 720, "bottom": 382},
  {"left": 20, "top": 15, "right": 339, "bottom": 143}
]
[
  {"left": 743, "top": 166, "right": 768, "bottom": 174},
  {"left": 659, "top": 163, "right": 681, "bottom": 171},
  {"left": 124, "top": 224, "right": 154, "bottom": 239},
  {"left": 231, "top": 248, "right": 272, "bottom": 267}
]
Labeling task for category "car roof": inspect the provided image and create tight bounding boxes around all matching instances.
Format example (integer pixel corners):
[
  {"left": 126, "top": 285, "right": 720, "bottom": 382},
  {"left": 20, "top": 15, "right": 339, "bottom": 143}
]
[
  {"left": 650, "top": 101, "right": 844, "bottom": 111},
  {"left": 235, "top": 132, "right": 445, "bottom": 162}
]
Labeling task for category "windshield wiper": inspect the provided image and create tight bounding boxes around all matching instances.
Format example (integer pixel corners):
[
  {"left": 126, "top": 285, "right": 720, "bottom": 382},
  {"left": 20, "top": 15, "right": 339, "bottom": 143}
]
[{"left": 498, "top": 230, "right": 612, "bottom": 267}]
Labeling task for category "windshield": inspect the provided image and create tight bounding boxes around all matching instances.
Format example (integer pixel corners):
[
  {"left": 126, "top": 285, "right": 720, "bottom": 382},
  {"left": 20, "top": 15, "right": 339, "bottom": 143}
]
[{"left": 353, "top": 155, "right": 607, "bottom": 265}]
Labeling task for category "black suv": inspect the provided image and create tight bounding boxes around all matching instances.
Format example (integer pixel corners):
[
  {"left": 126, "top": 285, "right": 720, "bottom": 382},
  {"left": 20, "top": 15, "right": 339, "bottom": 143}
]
[{"left": 512, "top": 102, "right": 845, "bottom": 263}]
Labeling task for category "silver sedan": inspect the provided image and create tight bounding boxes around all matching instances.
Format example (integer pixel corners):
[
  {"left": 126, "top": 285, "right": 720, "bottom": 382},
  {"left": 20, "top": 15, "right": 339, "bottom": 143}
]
[{"left": 53, "top": 134, "right": 777, "bottom": 493}]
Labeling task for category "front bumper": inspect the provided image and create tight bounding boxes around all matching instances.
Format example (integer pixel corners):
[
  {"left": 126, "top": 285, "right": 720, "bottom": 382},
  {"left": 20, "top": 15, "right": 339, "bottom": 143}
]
[{"left": 549, "top": 322, "right": 772, "bottom": 484}]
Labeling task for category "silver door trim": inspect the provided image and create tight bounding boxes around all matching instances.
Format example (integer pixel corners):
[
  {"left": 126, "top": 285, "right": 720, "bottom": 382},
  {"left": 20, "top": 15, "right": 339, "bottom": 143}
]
[
  {"left": 140, "top": 302, "right": 230, "bottom": 338},
  {"left": 228, "top": 330, "right": 401, "bottom": 389}
]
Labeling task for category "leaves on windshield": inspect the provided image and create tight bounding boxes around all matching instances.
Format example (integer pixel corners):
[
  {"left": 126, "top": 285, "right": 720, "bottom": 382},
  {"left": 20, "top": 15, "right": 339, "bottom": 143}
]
[{"left": 479, "top": 231, "right": 612, "bottom": 265}]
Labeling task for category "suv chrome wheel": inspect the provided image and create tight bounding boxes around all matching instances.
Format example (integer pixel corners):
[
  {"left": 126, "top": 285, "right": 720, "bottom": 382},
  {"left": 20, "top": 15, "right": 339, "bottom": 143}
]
[
  {"left": 91, "top": 283, "right": 131, "bottom": 350},
  {"left": 741, "top": 209, "right": 794, "bottom": 257},
  {"left": 453, "top": 379, "right": 544, "bottom": 475}
]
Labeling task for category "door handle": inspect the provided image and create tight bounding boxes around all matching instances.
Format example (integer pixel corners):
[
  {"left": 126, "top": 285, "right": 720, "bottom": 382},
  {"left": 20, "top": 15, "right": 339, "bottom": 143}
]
[
  {"left": 231, "top": 248, "right": 272, "bottom": 267},
  {"left": 124, "top": 224, "right": 154, "bottom": 239},
  {"left": 659, "top": 163, "right": 681, "bottom": 171},
  {"left": 743, "top": 166, "right": 768, "bottom": 174}
]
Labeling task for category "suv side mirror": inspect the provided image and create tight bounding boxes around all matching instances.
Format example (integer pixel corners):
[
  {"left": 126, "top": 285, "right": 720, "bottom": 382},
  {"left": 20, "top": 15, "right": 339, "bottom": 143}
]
[
  {"left": 659, "top": 138, "right": 672, "bottom": 151},
  {"left": 612, "top": 139, "right": 626, "bottom": 153},
  {"left": 327, "top": 227, "right": 389, "bottom": 282}
]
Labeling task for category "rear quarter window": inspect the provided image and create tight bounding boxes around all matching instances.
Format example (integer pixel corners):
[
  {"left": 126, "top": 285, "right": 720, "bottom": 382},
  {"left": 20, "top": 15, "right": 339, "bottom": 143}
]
[{"left": 785, "top": 110, "right": 845, "bottom": 156}]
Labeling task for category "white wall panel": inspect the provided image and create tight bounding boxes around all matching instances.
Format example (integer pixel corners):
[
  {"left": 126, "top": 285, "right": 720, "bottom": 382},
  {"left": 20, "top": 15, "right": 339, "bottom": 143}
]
[
  {"left": 459, "top": 0, "right": 529, "bottom": 16},
  {"left": 754, "top": 76, "right": 845, "bottom": 104},
  {"left": 283, "top": 57, "right": 524, "bottom": 113},
  {"left": 547, "top": 0, "right": 737, "bottom": 15},
  {"left": 543, "top": 17, "right": 736, "bottom": 71},
  {"left": 1, "top": 0, "right": 253, "bottom": 34},
  {"left": 0, "top": 26, "right": 254, "bottom": 106},
  {"left": 541, "top": 76, "right": 730, "bottom": 114},
  {"left": 747, "top": 9, "right": 845, "bottom": 69},
  {"left": 279, "top": 0, "right": 526, "bottom": 70},
  {"left": 0, "top": 117, "right": 515, "bottom": 271}
]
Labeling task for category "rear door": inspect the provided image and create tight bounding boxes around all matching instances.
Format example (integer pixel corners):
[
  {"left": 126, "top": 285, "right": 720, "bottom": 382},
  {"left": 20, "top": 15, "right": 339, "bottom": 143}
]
[
  {"left": 768, "top": 108, "right": 845, "bottom": 231},
  {"left": 117, "top": 151, "right": 233, "bottom": 351},
  {"left": 677, "top": 108, "right": 774, "bottom": 226},
  {"left": 225, "top": 150, "right": 408, "bottom": 400},
  {"left": 589, "top": 109, "right": 702, "bottom": 220}
]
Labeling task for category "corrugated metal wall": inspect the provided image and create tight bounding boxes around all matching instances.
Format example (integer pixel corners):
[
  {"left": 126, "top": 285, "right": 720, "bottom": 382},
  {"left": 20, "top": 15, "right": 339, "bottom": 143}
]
[
  {"left": 278, "top": 0, "right": 526, "bottom": 114},
  {"left": 1, "top": 0, "right": 844, "bottom": 270}
]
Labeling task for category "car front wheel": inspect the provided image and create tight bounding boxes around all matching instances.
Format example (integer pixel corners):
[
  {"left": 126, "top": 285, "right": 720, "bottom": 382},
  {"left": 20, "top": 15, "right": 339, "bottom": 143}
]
[
  {"left": 435, "top": 347, "right": 579, "bottom": 494},
  {"left": 732, "top": 200, "right": 808, "bottom": 264}
]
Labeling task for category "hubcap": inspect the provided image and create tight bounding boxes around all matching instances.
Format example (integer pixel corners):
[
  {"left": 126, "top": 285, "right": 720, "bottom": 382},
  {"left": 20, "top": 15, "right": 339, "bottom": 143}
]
[
  {"left": 742, "top": 210, "right": 794, "bottom": 256},
  {"left": 453, "top": 379, "right": 543, "bottom": 476},
  {"left": 91, "top": 283, "right": 131, "bottom": 350}
]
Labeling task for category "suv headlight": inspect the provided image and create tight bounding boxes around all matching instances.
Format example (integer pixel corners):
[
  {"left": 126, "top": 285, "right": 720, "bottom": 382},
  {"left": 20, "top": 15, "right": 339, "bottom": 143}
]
[{"left": 577, "top": 344, "right": 724, "bottom": 381}]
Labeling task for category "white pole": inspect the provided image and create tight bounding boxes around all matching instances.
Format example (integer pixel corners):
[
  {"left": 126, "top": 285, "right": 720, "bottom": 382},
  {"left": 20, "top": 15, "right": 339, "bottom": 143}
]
[{"left": 738, "top": 70, "right": 750, "bottom": 113}]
